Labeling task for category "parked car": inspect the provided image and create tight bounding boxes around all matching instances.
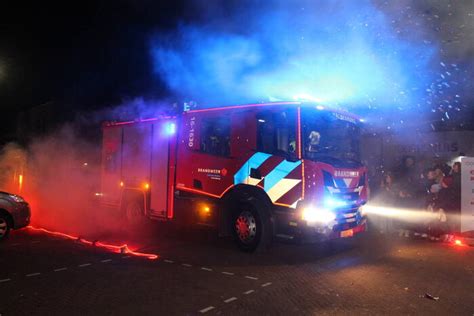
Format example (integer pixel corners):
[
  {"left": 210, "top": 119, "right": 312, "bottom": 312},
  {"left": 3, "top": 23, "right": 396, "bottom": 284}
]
[{"left": 0, "top": 191, "right": 31, "bottom": 240}]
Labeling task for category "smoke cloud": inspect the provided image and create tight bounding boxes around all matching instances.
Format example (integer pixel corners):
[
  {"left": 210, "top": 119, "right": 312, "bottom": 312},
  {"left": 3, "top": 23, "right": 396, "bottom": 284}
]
[
  {"left": 0, "top": 118, "right": 138, "bottom": 243},
  {"left": 0, "top": 126, "right": 106, "bottom": 235},
  {"left": 1, "top": 1, "right": 472, "bottom": 244},
  {"left": 0, "top": 97, "right": 178, "bottom": 245},
  {"left": 0, "top": 143, "right": 26, "bottom": 194},
  {"left": 150, "top": 0, "right": 438, "bottom": 111}
]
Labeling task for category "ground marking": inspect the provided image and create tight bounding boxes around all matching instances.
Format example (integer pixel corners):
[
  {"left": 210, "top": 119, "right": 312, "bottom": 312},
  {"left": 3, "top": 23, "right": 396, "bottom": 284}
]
[
  {"left": 26, "top": 273, "right": 41, "bottom": 277},
  {"left": 182, "top": 263, "right": 192, "bottom": 267},
  {"left": 245, "top": 276, "right": 258, "bottom": 280},
  {"left": 78, "top": 263, "right": 91, "bottom": 268},
  {"left": 224, "top": 297, "right": 237, "bottom": 303},
  {"left": 222, "top": 271, "right": 234, "bottom": 276},
  {"left": 122, "top": 256, "right": 131, "bottom": 259},
  {"left": 54, "top": 267, "right": 67, "bottom": 272},
  {"left": 261, "top": 282, "right": 272, "bottom": 287},
  {"left": 243, "top": 290, "right": 255, "bottom": 295},
  {"left": 0, "top": 278, "right": 11, "bottom": 283},
  {"left": 101, "top": 259, "right": 112, "bottom": 263},
  {"left": 201, "top": 267, "right": 213, "bottom": 272},
  {"left": 199, "top": 306, "right": 215, "bottom": 314},
  {"left": 164, "top": 259, "right": 174, "bottom": 263}
]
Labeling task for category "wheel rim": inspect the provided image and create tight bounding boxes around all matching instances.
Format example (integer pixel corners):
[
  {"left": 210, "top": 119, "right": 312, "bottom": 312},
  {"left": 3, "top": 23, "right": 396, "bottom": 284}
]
[
  {"left": 126, "top": 202, "right": 142, "bottom": 224},
  {"left": 0, "top": 218, "right": 7, "bottom": 237},
  {"left": 235, "top": 210, "right": 257, "bottom": 244}
]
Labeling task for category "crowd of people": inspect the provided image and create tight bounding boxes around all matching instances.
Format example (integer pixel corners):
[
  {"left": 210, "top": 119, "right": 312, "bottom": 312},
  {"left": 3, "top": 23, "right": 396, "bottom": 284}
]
[{"left": 372, "top": 156, "right": 462, "bottom": 240}]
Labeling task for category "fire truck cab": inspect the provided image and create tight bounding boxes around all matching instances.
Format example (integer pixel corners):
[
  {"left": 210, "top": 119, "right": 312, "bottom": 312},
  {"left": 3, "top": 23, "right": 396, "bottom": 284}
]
[{"left": 101, "top": 101, "right": 368, "bottom": 251}]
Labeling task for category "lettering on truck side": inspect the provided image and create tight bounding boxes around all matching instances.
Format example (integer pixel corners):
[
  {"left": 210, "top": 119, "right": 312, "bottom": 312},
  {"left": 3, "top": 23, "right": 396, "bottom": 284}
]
[
  {"left": 188, "top": 116, "right": 196, "bottom": 148},
  {"left": 334, "top": 170, "right": 359, "bottom": 177}
]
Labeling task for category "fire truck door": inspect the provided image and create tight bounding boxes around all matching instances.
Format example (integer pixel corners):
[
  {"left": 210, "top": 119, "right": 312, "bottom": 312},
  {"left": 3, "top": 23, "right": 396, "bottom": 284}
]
[
  {"left": 149, "top": 122, "right": 170, "bottom": 217},
  {"left": 101, "top": 127, "right": 122, "bottom": 205}
]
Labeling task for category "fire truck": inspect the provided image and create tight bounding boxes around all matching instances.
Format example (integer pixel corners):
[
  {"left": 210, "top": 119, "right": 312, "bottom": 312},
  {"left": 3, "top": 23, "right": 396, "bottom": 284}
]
[{"left": 100, "top": 101, "right": 368, "bottom": 251}]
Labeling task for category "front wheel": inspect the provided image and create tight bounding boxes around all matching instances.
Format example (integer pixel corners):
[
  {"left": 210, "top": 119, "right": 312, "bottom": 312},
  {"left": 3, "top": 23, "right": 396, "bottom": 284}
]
[
  {"left": 0, "top": 214, "right": 11, "bottom": 241},
  {"left": 231, "top": 198, "right": 273, "bottom": 252}
]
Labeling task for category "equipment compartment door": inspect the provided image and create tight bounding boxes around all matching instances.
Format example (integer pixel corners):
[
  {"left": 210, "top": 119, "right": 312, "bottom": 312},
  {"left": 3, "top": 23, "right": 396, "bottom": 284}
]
[
  {"left": 101, "top": 127, "right": 123, "bottom": 206},
  {"left": 122, "top": 124, "right": 152, "bottom": 188},
  {"left": 150, "top": 122, "right": 171, "bottom": 217}
]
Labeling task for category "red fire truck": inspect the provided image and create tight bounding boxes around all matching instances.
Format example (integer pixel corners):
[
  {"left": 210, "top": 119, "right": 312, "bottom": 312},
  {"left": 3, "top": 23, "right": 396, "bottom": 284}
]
[{"left": 100, "top": 101, "right": 368, "bottom": 251}]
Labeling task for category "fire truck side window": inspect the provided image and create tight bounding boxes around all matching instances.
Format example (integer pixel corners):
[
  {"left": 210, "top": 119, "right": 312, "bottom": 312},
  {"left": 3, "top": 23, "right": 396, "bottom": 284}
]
[
  {"left": 105, "top": 152, "right": 119, "bottom": 173},
  {"left": 256, "top": 110, "right": 296, "bottom": 156},
  {"left": 200, "top": 117, "right": 231, "bottom": 157}
]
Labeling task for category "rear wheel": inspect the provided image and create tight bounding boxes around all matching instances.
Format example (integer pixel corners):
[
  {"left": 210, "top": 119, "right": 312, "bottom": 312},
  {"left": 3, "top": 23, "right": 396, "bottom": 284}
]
[
  {"left": 0, "top": 214, "right": 11, "bottom": 241},
  {"left": 231, "top": 198, "right": 273, "bottom": 252},
  {"left": 124, "top": 198, "right": 145, "bottom": 226}
]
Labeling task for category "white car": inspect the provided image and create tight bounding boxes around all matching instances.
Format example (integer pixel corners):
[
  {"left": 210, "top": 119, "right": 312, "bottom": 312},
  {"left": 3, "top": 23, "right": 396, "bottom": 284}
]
[{"left": 0, "top": 191, "right": 31, "bottom": 240}]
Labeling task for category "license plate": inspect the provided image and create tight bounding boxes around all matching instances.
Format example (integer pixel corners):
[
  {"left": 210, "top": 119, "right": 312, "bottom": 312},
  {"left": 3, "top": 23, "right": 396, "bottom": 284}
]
[{"left": 340, "top": 229, "right": 353, "bottom": 238}]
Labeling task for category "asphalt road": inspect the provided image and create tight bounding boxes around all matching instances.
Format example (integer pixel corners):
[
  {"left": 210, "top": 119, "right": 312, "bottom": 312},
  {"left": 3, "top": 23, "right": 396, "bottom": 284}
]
[{"left": 1, "top": 223, "right": 473, "bottom": 315}]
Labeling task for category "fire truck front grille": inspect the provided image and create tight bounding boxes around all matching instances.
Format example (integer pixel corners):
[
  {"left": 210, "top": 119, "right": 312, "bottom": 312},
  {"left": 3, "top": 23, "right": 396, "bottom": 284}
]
[
  {"left": 333, "top": 207, "right": 360, "bottom": 231},
  {"left": 331, "top": 192, "right": 359, "bottom": 204}
]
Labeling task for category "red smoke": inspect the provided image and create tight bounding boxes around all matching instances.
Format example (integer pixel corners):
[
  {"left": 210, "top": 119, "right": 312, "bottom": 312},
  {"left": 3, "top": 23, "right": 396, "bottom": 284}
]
[{"left": 0, "top": 124, "right": 156, "bottom": 251}]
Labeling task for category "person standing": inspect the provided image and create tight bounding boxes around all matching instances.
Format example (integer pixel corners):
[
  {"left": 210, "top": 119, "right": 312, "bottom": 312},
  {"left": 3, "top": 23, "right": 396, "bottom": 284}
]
[
  {"left": 449, "top": 162, "right": 462, "bottom": 235},
  {"left": 376, "top": 172, "right": 398, "bottom": 233}
]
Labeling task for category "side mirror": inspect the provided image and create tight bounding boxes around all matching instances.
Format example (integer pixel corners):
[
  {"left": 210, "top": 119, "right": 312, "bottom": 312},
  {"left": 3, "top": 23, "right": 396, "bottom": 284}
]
[{"left": 286, "top": 153, "right": 300, "bottom": 162}]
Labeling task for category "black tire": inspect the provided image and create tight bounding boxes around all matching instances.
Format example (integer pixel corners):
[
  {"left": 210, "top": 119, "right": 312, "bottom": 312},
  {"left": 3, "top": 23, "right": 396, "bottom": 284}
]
[
  {"left": 0, "top": 214, "right": 11, "bottom": 241},
  {"left": 231, "top": 197, "right": 273, "bottom": 252},
  {"left": 123, "top": 197, "right": 146, "bottom": 227}
]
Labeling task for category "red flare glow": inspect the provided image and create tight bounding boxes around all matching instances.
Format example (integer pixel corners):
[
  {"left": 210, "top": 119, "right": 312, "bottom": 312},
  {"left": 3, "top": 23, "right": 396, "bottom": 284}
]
[
  {"left": 26, "top": 226, "right": 158, "bottom": 260},
  {"left": 18, "top": 174, "right": 23, "bottom": 193}
]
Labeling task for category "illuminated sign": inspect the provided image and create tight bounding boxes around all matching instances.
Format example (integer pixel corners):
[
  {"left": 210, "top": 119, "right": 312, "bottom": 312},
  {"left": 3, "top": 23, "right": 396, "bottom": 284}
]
[{"left": 334, "top": 170, "right": 359, "bottom": 177}]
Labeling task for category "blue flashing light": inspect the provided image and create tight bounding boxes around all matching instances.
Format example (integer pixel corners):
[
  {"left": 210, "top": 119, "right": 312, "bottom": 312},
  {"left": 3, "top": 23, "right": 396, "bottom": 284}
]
[
  {"left": 324, "top": 197, "right": 348, "bottom": 209},
  {"left": 316, "top": 105, "right": 325, "bottom": 110},
  {"left": 165, "top": 122, "right": 176, "bottom": 135}
]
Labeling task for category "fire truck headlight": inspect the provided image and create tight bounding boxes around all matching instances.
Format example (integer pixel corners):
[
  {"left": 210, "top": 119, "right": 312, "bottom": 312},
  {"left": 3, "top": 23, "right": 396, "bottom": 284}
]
[
  {"left": 359, "top": 204, "right": 368, "bottom": 217},
  {"left": 301, "top": 206, "right": 336, "bottom": 224}
]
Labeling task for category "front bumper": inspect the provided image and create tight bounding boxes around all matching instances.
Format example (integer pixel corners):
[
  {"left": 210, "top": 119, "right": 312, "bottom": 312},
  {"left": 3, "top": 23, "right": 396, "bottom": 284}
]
[
  {"left": 275, "top": 208, "right": 367, "bottom": 243},
  {"left": 13, "top": 202, "right": 31, "bottom": 229}
]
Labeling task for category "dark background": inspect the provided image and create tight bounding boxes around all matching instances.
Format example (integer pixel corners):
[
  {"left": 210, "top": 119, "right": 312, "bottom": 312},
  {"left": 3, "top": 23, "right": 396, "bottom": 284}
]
[
  {"left": 1, "top": 0, "right": 473, "bottom": 144},
  {"left": 0, "top": 1, "right": 189, "bottom": 110},
  {"left": 0, "top": 1, "right": 190, "bottom": 143}
]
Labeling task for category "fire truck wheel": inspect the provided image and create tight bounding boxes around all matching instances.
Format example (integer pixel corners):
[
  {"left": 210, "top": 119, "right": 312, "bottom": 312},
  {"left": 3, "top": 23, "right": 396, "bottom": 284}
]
[
  {"left": 231, "top": 198, "right": 273, "bottom": 252},
  {"left": 124, "top": 198, "right": 145, "bottom": 226},
  {"left": 0, "top": 214, "right": 11, "bottom": 241}
]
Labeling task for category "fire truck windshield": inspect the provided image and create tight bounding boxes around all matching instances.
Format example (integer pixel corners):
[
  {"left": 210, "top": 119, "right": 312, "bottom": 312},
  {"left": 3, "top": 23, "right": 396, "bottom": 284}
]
[{"left": 302, "top": 108, "right": 361, "bottom": 167}]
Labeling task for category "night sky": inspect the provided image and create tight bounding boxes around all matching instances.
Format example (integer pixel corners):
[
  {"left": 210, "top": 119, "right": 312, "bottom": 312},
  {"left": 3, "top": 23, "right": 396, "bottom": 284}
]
[
  {"left": 0, "top": 1, "right": 189, "bottom": 112},
  {"left": 1, "top": 0, "right": 473, "bottom": 140}
]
